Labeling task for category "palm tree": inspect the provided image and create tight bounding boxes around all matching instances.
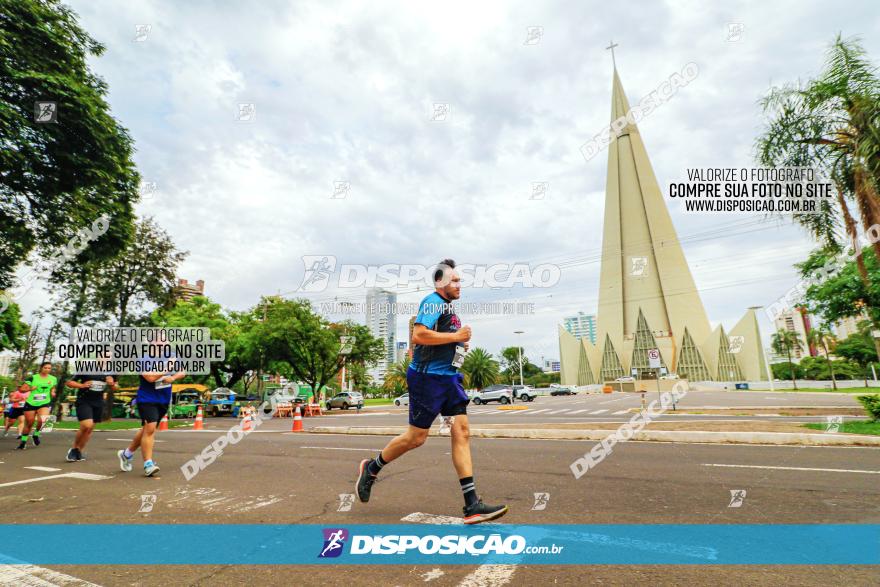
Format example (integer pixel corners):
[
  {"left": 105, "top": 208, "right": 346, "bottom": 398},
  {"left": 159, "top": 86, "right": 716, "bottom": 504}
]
[
  {"left": 806, "top": 326, "right": 839, "bottom": 390},
  {"left": 382, "top": 355, "right": 411, "bottom": 397},
  {"left": 460, "top": 348, "right": 499, "bottom": 391},
  {"left": 757, "top": 35, "right": 880, "bottom": 272},
  {"left": 772, "top": 329, "right": 804, "bottom": 390}
]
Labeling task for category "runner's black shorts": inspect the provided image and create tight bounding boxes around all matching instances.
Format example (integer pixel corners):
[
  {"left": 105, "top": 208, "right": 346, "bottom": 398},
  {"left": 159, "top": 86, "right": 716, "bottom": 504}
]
[
  {"left": 5, "top": 407, "right": 24, "bottom": 419},
  {"left": 23, "top": 403, "right": 50, "bottom": 412},
  {"left": 75, "top": 394, "right": 106, "bottom": 422},
  {"left": 137, "top": 402, "right": 168, "bottom": 425}
]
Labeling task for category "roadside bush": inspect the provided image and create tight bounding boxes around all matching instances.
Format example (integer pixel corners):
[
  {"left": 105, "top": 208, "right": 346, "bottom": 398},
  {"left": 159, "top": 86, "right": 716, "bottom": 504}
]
[{"left": 857, "top": 395, "right": 880, "bottom": 421}]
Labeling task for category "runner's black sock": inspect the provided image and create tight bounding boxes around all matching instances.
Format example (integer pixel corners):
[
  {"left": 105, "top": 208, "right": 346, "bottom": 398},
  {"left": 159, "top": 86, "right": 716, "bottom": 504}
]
[
  {"left": 366, "top": 452, "right": 386, "bottom": 476},
  {"left": 460, "top": 476, "right": 478, "bottom": 507}
]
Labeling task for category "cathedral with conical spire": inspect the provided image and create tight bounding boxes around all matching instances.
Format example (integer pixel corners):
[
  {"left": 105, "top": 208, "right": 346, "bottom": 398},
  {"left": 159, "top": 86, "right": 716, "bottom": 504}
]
[{"left": 559, "top": 55, "right": 767, "bottom": 385}]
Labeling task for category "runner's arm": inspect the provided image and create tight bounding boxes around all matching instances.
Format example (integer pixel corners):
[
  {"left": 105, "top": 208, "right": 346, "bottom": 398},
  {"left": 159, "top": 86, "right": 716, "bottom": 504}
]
[{"left": 411, "top": 324, "right": 469, "bottom": 346}]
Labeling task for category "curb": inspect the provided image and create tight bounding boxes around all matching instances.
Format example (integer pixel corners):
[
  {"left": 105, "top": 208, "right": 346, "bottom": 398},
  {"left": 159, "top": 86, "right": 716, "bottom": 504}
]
[{"left": 307, "top": 426, "right": 880, "bottom": 447}]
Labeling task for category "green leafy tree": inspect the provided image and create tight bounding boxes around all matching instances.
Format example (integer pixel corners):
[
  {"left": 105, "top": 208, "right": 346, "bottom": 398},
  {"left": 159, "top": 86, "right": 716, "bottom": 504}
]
[
  {"left": 797, "top": 248, "right": 880, "bottom": 358},
  {"left": 771, "top": 329, "right": 804, "bottom": 389},
  {"left": 0, "top": 300, "right": 28, "bottom": 352},
  {"left": 95, "top": 217, "right": 187, "bottom": 327},
  {"left": 151, "top": 296, "right": 258, "bottom": 390},
  {"left": 461, "top": 348, "right": 499, "bottom": 390},
  {"left": 499, "top": 346, "right": 541, "bottom": 382},
  {"left": 0, "top": 0, "right": 139, "bottom": 289},
  {"left": 834, "top": 325, "right": 879, "bottom": 386},
  {"left": 253, "top": 298, "right": 384, "bottom": 403}
]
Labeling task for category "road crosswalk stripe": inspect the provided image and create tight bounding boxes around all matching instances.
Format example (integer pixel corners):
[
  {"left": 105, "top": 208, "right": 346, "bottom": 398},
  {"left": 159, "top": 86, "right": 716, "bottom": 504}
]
[
  {"left": 568, "top": 409, "right": 590, "bottom": 414},
  {"left": 591, "top": 409, "right": 608, "bottom": 415},
  {"left": 546, "top": 409, "right": 570, "bottom": 414},
  {"left": 525, "top": 408, "right": 552, "bottom": 414},
  {"left": 613, "top": 410, "right": 630, "bottom": 415}
]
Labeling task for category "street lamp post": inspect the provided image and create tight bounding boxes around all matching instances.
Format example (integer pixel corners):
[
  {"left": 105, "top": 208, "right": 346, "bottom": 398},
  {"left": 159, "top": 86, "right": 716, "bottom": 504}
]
[{"left": 514, "top": 331, "right": 525, "bottom": 392}]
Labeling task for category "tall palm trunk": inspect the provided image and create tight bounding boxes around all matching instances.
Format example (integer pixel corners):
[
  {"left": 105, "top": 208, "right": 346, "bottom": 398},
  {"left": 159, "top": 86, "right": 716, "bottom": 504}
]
[{"left": 786, "top": 345, "right": 798, "bottom": 390}]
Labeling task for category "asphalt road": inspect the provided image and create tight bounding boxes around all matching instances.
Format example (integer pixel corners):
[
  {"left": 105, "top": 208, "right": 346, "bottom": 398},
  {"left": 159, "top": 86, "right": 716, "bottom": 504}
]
[
  {"left": 0, "top": 419, "right": 877, "bottom": 586},
  {"left": 309, "top": 390, "right": 868, "bottom": 428}
]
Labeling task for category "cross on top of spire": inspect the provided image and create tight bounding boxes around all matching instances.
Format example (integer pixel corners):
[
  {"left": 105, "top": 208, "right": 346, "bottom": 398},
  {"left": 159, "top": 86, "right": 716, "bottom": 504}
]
[{"left": 605, "top": 40, "right": 619, "bottom": 68}]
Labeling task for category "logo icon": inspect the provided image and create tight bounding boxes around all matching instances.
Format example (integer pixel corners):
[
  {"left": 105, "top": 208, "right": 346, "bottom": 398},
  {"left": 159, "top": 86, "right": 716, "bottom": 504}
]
[
  {"left": 138, "top": 494, "right": 157, "bottom": 513},
  {"left": 139, "top": 181, "right": 158, "bottom": 201},
  {"left": 825, "top": 415, "right": 843, "bottom": 433},
  {"left": 41, "top": 415, "right": 56, "bottom": 433},
  {"left": 298, "top": 255, "right": 337, "bottom": 292},
  {"left": 237, "top": 103, "right": 256, "bottom": 122},
  {"left": 728, "top": 489, "right": 746, "bottom": 508},
  {"left": 337, "top": 494, "right": 354, "bottom": 512},
  {"left": 727, "top": 23, "right": 744, "bottom": 42},
  {"left": 531, "top": 492, "right": 550, "bottom": 511},
  {"left": 331, "top": 181, "right": 350, "bottom": 199},
  {"left": 728, "top": 335, "right": 744, "bottom": 354},
  {"left": 629, "top": 256, "right": 649, "bottom": 277},
  {"left": 133, "top": 24, "right": 152, "bottom": 42},
  {"left": 430, "top": 103, "right": 450, "bottom": 122},
  {"left": 319, "top": 528, "right": 349, "bottom": 558},
  {"left": 530, "top": 182, "right": 548, "bottom": 200},
  {"left": 524, "top": 26, "right": 543, "bottom": 45},
  {"left": 34, "top": 102, "right": 57, "bottom": 124}
]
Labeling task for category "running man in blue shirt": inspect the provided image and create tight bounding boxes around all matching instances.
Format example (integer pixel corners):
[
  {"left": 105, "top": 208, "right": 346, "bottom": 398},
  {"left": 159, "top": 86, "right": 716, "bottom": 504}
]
[
  {"left": 118, "top": 349, "right": 185, "bottom": 477},
  {"left": 356, "top": 259, "right": 508, "bottom": 524}
]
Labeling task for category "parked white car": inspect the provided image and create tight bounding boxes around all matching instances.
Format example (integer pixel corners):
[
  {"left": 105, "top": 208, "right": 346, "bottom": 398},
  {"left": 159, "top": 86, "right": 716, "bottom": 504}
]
[
  {"left": 472, "top": 385, "right": 512, "bottom": 405},
  {"left": 394, "top": 393, "right": 409, "bottom": 407}
]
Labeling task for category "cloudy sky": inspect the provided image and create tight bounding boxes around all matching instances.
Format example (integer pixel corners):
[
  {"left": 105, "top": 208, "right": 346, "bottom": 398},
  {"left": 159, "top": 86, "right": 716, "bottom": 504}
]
[{"left": 19, "top": 0, "right": 880, "bottom": 364}]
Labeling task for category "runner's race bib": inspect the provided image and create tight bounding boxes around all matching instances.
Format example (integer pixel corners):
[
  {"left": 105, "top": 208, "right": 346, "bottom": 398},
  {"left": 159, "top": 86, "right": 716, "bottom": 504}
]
[
  {"left": 155, "top": 378, "right": 172, "bottom": 390},
  {"left": 33, "top": 393, "right": 47, "bottom": 402},
  {"left": 452, "top": 345, "right": 466, "bottom": 369}
]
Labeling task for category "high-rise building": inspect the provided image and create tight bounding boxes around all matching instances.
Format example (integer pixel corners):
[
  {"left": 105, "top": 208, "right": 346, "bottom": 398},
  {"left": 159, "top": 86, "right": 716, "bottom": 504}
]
[
  {"left": 396, "top": 342, "right": 408, "bottom": 363},
  {"left": 173, "top": 278, "right": 205, "bottom": 302},
  {"left": 559, "top": 62, "right": 765, "bottom": 384},
  {"left": 773, "top": 308, "right": 813, "bottom": 360},
  {"left": 563, "top": 312, "right": 597, "bottom": 344},
  {"left": 542, "top": 359, "right": 561, "bottom": 373},
  {"left": 366, "top": 288, "right": 397, "bottom": 382}
]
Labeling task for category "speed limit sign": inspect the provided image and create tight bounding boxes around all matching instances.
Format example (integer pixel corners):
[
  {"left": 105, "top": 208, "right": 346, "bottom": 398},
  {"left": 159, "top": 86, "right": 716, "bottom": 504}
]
[{"left": 648, "top": 348, "right": 661, "bottom": 369}]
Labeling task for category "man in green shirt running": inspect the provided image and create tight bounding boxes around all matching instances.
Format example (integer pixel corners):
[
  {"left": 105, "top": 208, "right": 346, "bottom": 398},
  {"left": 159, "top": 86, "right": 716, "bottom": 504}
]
[{"left": 17, "top": 362, "right": 57, "bottom": 450}]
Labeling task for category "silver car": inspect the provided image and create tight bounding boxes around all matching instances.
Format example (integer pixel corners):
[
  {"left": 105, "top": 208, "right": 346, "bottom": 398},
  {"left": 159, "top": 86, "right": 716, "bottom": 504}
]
[
  {"left": 394, "top": 393, "right": 409, "bottom": 407},
  {"left": 325, "top": 391, "right": 364, "bottom": 410},
  {"left": 472, "top": 385, "right": 512, "bottom": 405}
]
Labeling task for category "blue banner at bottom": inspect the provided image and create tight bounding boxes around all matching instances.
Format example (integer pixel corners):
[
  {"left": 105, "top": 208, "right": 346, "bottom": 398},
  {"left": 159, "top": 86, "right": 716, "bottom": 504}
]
[{"left": 0, "top": 524, "right": 877, "bottom": 565}]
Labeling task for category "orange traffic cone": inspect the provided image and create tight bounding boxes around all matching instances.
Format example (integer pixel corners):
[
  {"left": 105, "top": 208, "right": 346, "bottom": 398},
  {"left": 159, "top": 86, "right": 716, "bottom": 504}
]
[
  {"left": 159, "top": 414, "right": 169, "bottom": 431},
  {"left": 193, "top": 405, "right": 204, "bottom": 430},
  {"left": 291, "top": 405, "right": 303, "bottom": 432},
  {"left": 242, "top": 414, "right": 253, "bottom": 432}
]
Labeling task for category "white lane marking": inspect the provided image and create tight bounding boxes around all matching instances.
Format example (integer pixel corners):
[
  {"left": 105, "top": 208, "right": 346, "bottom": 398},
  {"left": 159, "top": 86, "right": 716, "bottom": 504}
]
[
  {"left": 298, "top": 446, "right": 379, "bottom": 452},
  {"left": 546, "top": 409, "right": 570, "bottom": 415},
  {"left": 568, "top": 409, "right": 591, "bottom": 414},
  {"left": 402, "top": 513, "right": 513, "bottom": 586},
  {"left": 237, "top": 497, "right": 283, "bottom": 512},
  {"left": 613, "top": 410, "right": 630, "bottom": 415},
  {"left": 402, "top": 512, "right": 462, "bottom": 525},
  {"left": 0, "top": 472, "right": 111, "bottom": 488},
  {"left": 703, "top": 464, "right": 880, "bottom": 474},
  {"left": 598, "top": 397, "right": 631, "bottom": 404},
  {"left": 458, "top": 565, "right": 517, "bottom": 587},
  {"left": 590, "top": 409, "right": 608, "bottom": 415},
  {"left": 24, "top": 466, "right": 61, "bottom": 472},
  {"left": 0, "top": 563, "right": 101, "bottom": 586},
  {"left": 523, "top": 409, "right": 551, "bottom": 415}
]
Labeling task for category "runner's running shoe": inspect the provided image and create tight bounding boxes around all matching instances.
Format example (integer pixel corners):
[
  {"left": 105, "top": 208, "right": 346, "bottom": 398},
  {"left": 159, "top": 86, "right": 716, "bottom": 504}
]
[
  {"left": 463, "top": 499, "right": 508, "bottom": 524},
  {"left": 66, "top": 448, "right": 79, "bottom": 462},
  {"left": 144, "top": 463, "right": 160, "bottom": 477},
  {"left": 117, "top": 449, "right": 133, "bottom": 472},
  {"left": 355, "top": 459, "right": 377, "bottom": 503}
]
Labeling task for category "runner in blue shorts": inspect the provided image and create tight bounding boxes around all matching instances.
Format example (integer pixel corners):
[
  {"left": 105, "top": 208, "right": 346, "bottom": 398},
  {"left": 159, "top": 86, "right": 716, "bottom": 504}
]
[{"left": 355, "top": 259, "right": 508, "bottom": 524}]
